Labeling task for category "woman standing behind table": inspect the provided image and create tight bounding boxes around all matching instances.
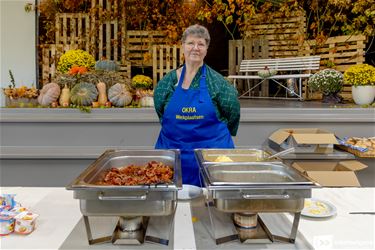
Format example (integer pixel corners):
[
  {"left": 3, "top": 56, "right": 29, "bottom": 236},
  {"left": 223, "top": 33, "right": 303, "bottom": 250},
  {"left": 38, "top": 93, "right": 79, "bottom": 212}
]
[{"left": 154, "top": 24, "right": 240, "bottom": 186}]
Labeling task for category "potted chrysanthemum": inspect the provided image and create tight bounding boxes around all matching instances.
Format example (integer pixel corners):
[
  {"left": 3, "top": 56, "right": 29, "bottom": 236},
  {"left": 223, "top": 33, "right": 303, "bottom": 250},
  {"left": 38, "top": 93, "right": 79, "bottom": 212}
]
[
  {"left": 131, "top": 75, "right": 153, "bottom": 107},
  {"left": 308, "top": 69, "right": 344, "bottom": 103},
  {"left": 344, "top": 64, "right": 375, "bottom": 105}
]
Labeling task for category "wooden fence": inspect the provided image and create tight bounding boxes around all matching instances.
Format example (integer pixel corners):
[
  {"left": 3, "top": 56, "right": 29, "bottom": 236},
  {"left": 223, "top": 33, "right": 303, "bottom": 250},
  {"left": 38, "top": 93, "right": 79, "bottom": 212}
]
[
  {"left": 228, "top": 39, "right": 269, "bottom": 96},
  {"left": 90, "top": 0, "right": 126, "bottom": 62},
  {"left": 118, "top": 62, "right": 132, "bottom": 80},
  {"left": 303, "top": 35, "right": 367, "bottom": 100},
  {"left": 245, "top": 13, "right": 306, "bottom": 58},
  {"left": 152, "top": 45, "right": 184, "bottom": 87},
  {"left": 55, "top": 13, "right": 90, "bottom": 51},
  {"left": 41, "top": 44, "right": 77, "bottom": 84},
  {"left": 126, "top": 31, "right": 168, "bottom": 67}
]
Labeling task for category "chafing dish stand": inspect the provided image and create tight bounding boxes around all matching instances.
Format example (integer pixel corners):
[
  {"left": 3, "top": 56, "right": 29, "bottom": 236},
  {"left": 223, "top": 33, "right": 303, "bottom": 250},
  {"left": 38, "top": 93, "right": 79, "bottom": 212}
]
[
  {"left": 195, "top": 148, "right": 318, "bottom": 245},
  {"left": 83, "top": 212, "right": 175, "bottom": 245},
  {"left": 67, "top": 149, "right": 182, "bottom": 246},
  {"left": 205, "top": 198, "right": 302, "bottom": 244}
]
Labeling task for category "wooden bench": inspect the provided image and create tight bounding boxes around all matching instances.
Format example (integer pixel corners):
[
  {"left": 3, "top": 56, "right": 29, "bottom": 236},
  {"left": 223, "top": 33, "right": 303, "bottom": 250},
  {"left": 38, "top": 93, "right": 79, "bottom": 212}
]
[{"left": 228, "top": 56, "right": 321, "bottom": 100}]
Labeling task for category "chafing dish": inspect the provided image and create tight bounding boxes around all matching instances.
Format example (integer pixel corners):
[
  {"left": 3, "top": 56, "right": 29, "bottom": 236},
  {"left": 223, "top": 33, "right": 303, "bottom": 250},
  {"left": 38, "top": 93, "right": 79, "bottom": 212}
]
[
  {"left": 194, "top": 148, "right": 319, "bottom": 244},
  {"left": 67, "top": 149, "right": 182, "bottom": 216},
  {"left": 66, "top": 149, "right": 182, "bottom": 245},
  {"left": 195, "top": 148, "right": 279, "bottom": 163}
]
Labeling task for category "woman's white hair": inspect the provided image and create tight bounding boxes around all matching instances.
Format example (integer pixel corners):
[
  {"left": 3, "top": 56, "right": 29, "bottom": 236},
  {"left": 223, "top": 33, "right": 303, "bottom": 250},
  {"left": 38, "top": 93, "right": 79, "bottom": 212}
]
[{"left": 181, "top": 24, "right": 210, "bottom": 47}]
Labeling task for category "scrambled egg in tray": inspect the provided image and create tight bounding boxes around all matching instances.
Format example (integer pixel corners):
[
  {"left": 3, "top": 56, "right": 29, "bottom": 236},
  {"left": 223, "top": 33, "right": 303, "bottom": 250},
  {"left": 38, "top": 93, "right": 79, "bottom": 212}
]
[{"left": 214, "top": 155, "right": 234, "bottom": 162}]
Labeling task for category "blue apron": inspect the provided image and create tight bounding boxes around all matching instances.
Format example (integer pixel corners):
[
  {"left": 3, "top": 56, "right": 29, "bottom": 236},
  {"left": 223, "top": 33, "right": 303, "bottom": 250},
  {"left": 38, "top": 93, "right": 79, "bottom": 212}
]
[{"left": 155, "top": 64, "right": 234, "bottom": 186}]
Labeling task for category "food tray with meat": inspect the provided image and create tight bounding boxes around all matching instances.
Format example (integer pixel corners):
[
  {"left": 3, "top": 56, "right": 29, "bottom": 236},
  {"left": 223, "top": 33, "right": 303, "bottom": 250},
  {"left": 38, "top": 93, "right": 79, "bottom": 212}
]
[
  {"left": 69, "top": 149, "right": 181, "bottom": 188},
  {"left": 66, "top": 149, "right": 182, "bottom": 216},
  {"left": 98, "top": 161, "right": 174, "bottom": 186}
]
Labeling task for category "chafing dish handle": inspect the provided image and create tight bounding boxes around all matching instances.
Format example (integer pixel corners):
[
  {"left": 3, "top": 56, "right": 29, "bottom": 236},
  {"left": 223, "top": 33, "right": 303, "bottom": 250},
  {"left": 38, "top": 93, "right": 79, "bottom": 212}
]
[
  {"left": 98, "top": 191, "right": 148, "bottom": 201},
  {"left": 241, "top": 193, "right": 290, "bottom": 200}
]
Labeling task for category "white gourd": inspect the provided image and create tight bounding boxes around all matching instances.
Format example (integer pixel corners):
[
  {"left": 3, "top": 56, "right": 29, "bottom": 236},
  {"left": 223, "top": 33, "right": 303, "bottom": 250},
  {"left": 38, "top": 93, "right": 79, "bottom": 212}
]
[
  {"left": 108, "top": 83, "right": 132, "bottom": 107},
  {"left": 140, "top": 96, "right": 154, "bottom": 107}
]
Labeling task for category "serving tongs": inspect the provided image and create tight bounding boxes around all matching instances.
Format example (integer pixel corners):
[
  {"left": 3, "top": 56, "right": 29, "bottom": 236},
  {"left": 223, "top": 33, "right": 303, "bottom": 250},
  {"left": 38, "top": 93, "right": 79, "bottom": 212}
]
[{"left": 266, "top": 147, "right": 295, "bottom": 160}]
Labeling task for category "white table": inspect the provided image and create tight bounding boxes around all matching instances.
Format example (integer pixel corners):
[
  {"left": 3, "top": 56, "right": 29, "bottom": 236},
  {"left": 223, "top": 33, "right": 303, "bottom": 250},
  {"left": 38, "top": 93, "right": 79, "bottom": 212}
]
[
  {"left": 0, "top": 187, "right": 374, "bottom": 250},
  {"left": 285, "top": 187, "right": 375, "bottom": 250}
]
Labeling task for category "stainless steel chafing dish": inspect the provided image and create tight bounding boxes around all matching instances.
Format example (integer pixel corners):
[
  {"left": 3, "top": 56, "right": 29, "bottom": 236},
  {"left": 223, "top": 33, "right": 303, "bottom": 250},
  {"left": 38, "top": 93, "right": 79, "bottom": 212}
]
[
  {"left": 196, "top": 148, "right": 279, "bottom": 163},
  {"left": 66, "top": 149, "right": 182, "bottom": 245},
  {"left": 194, "top": 148, "right": 319, "bottom": 244},
  {"left": 67, "top": 149, "right": 182, "bottom": 216}
]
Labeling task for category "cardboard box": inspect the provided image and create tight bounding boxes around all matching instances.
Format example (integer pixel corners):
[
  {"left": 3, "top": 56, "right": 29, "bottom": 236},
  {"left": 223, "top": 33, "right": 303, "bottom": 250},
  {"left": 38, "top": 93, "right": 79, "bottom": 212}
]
[
  {"left": 268, "top": 128, "right": 338, "bottom": 153},
  {"left": 292, "top": 161, "right": 367, "bottom": 187}
]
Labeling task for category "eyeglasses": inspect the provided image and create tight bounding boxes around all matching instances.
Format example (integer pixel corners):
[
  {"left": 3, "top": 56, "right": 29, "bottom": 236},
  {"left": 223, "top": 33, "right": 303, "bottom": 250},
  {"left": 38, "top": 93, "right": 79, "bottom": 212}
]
[{"left": 184, "top": 41, "right": 207, "bottom": 50}]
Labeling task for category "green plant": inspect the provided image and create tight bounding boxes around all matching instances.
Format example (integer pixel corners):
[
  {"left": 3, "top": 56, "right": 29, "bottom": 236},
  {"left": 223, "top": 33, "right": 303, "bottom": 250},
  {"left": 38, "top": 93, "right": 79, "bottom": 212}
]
[
  {"left": 131, "top": 75, "right": 153, "bottom": 89},
  {"left": 344, "top": 64, "right": 375, "bottom": 86},
  {"left": 308, "top": 69, "right": 344, "bottom": 95},
  {"left": 57, "top": 49, "right": 95, "bottom": 74}
]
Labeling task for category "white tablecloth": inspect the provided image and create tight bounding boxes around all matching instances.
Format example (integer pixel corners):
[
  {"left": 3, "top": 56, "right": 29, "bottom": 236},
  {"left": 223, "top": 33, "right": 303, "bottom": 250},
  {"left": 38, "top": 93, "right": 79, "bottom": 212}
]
[
  {"left": 0, "top": 187, "right": 374, "bottom": 250},
  {"left": 285, "top": 188, "right": 375, "bottom": 250}
]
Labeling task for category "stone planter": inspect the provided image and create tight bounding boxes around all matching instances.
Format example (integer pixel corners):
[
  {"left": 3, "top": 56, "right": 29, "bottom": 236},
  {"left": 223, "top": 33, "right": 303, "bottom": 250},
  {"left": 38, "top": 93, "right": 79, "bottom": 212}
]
[{"left": 352, "top": 85, "right": 375, "bottom": 105}]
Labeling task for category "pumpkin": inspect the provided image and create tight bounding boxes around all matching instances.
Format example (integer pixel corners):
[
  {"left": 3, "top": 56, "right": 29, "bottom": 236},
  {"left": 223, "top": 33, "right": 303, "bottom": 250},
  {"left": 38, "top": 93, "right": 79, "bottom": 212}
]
[
  {"left": 95, "top": 60, "right": 119, "bottom": 71},
  {"left": 59, "top": 84, "right": 71, "bottom": 106},
  {"left": 257, "top": 66, "right": 277, "bottom": 78},
  {"left": 108, "top": 83, "right": 132, "bottom": 107},
  {"left": 70, "top": 82, "right": 98, "bottom": 106},
  {"left": 96, "top": 81, "right": 107, "bottom": 106},
  {"left": 38, "top": 82, "right": 61, "bottom": 106}
]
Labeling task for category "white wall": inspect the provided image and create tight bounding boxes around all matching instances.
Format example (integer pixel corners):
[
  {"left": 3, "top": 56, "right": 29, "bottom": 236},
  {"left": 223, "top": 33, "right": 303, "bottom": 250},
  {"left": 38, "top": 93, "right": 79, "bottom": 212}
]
[{"left": 0, "top": 0, "right": 36, "bottom": 105}]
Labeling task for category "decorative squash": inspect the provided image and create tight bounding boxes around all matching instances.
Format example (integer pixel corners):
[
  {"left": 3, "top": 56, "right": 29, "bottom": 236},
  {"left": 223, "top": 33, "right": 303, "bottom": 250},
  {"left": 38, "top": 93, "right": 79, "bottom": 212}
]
[
  {"left": 70, "top": 82, "right": 98, "bottom": 106},
  {"left": 96, "top": 81, "right": 107, "bottom": 106},
  {"left": 140, "top": 96, "right": 154, "bottom": 107},
  {"left": 38, "top": 82, "right": 61, "bottom": 106},
  {"left": 59, "top": 84, "right": 71, "bottom": 106},
  {"left": 257, "top": 66, "right": 277, "bottom": 78},
  {"left": 95, "top": 60, "right": 119, "bottom": 71},
  {"left": 108, "top": 83, "right": 132, "bottom": 107}
]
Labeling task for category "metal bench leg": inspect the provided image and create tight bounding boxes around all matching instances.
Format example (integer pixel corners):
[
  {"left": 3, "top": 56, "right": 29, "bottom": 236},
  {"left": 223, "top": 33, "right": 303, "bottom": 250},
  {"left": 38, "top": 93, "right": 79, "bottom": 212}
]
[
  {"left": 238, "top": 79, "right": 266, "bottom": 98},
  {"left": 273, "top": 79, "right": 303, "bottom": 100}
]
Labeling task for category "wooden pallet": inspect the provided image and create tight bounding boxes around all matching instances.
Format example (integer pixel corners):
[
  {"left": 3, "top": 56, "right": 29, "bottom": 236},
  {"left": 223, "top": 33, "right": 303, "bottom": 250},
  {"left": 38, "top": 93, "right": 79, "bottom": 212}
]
[
  {"left": 41, "top": 44, "right": 77, "bottom": 84},
  {"left": 55, "top": 13, "right": 90, "bottom": 51},
  {"left": 126, "top": 30, "right": 168, "bottom": 67},
  {"left": 303, "top": 35, "right": 367, "bottom": 100},
  {"left": 90, "top": 0, "right": 126, "bottom": 62},
  {"left": 152, "top": 45, "right": 184, "bottom": 87},
  {"left": 245, "top": 13, "right": 306, "bottom": 58},
  {"left": 118, "top": 61, "right": 132, "bottom": 80},
  {"left": 228, "top": 39, "right": 269, "bottom": 96}
]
